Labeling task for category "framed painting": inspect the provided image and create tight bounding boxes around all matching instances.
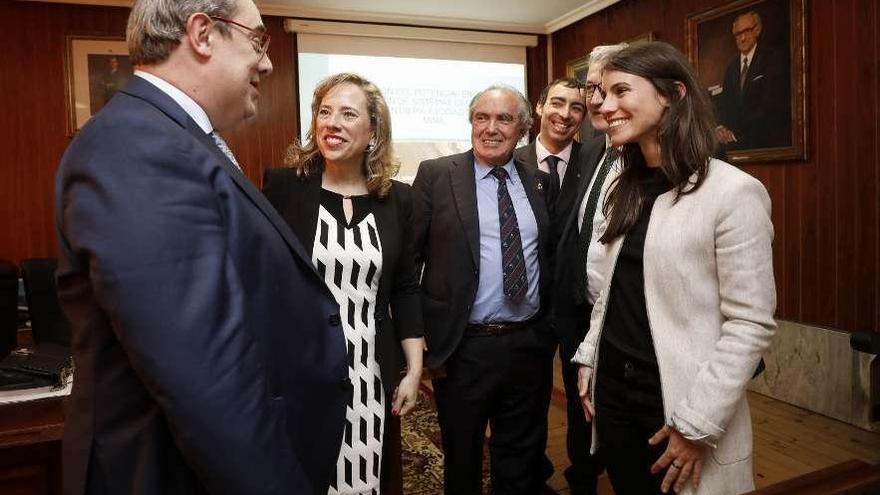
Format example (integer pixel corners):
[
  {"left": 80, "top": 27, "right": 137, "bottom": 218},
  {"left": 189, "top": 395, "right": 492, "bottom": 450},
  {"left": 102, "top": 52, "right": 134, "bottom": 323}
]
[
  {"left": 65, "top": 36, "right": 133, "bottom": 134},
  {"left": 686, "top": 0, "right": 807, "bottom": 162}
]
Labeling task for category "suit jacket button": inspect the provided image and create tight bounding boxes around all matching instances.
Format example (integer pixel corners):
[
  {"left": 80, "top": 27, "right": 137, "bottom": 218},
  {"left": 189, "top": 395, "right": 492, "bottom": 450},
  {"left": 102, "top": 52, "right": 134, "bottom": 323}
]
[
  {"left": 329, "top": 314, "right": 341, "bottom": 326},
  {"left": 339, "top": 377, "right": 352, "bottom": 391}
]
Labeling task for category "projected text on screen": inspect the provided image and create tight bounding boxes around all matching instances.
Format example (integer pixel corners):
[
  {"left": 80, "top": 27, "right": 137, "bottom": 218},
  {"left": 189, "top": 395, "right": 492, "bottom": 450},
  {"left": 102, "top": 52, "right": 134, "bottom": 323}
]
[{"left": 297, "top": 53, "right": 527, "bottom": 179}]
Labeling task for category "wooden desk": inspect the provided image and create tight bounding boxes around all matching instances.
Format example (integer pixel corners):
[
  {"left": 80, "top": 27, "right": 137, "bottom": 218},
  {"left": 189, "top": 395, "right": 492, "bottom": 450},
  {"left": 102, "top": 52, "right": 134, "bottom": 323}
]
[{"left": 0, "top": 397, "right": 64, "bottom": 495}]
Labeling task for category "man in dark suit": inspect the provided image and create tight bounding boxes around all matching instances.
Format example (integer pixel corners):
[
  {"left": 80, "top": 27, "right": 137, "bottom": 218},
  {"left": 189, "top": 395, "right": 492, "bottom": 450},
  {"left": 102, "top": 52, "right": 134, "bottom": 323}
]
[
  {"left": 545, "top": 45, "right": 630, "bottom": 495},
  {"left": 54, "top": 1, "right": 348, "bottom": 493},
  {"left": 514, "top": 76, "right": 593, "bottom": 493},
  {"left": 714, "top": 10, "right": 790, "bottom": 150},
  {"left": 514, "top": 77, "right": 588, "bottom": 244},
  {"left": 412, "top": 85, "right": 555, "bottom": 495}
]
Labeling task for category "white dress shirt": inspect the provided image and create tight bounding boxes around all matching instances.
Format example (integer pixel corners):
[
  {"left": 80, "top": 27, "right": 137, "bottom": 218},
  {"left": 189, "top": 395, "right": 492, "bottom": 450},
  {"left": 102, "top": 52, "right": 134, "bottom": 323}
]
[
  {"left": 575, "top": 142, "right": 622, "bottom": 305},
  {"left": 535, "top": 137, "right": 573, "bottom": 185},
  {"left": 134, "top": 70, "right": 213, "bottom": 134},
  {"left": 741, "top": 44, "right": 757, "bottom": 73}
]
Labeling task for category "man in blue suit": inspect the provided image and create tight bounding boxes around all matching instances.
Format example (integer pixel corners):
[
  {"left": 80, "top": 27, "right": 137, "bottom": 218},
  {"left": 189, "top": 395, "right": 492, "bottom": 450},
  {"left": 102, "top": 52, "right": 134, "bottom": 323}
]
[{"left": 54, "top": 1, "right": 348, "bottom": 493}]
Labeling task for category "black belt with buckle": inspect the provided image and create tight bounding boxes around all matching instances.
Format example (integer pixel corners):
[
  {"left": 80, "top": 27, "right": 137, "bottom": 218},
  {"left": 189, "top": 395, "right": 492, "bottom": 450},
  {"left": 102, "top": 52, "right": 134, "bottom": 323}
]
[{"left": 465, "top": 319, "right": 533, "bottom": 336}]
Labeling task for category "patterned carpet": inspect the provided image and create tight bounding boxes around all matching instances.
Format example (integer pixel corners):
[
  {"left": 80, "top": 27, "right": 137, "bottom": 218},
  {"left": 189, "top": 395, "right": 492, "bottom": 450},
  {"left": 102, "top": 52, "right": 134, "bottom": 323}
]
[{"left": 400, "top": 388, "right": 491, "bottom": 494}]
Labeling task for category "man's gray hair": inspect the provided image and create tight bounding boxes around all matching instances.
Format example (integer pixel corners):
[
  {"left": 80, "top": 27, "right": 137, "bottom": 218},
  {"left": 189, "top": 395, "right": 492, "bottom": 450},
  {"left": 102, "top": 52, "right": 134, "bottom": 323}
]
[
  {"left": 734, "top": 10, "right": 762, "bottom": 27},
  {"left": 127, "top": 0, "right": 239, "bottom": 66},
  {"left": 588, "top": 43, "right": 630, "bottom": 70},
  {"left": 468, "top": 84, "right": 533, "bottom": 138}
]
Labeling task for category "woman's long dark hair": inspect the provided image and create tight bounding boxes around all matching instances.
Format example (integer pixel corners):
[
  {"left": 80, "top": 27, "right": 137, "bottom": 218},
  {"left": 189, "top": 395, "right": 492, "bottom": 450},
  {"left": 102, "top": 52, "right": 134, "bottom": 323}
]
[{"left": 600, "top": 41, "right": 718, "bottom": 243}]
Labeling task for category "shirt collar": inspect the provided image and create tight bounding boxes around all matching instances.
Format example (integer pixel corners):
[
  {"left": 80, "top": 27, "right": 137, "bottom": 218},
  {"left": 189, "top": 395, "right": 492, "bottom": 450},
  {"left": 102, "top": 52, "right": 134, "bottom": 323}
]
[
  {"left": 134, "top": 70, "right": 213, "bottom": 134},
  {"left": 475, "top": 155, "right": 518, "bottom": 184},
  {"left": 535, "top": 136, "right": 573, "bottom": 165},
  {"left": 742, "top": 44, "right": 757, "bottom": 65}
]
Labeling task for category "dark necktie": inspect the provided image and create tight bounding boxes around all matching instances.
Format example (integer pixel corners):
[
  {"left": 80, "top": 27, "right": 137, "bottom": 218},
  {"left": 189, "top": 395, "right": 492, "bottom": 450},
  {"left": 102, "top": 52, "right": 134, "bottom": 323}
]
[
  {"left": 490, "top": 167, "right": 528, "bottom": 302},
  {"left": 739, "top": 58, "right": 750, "bottom": 89},
  {"left": 573, "top": 148, "right": 619, "bottom": 303},
  {"left": 545, "top": 155, "right": 561, "bottom": 194}
]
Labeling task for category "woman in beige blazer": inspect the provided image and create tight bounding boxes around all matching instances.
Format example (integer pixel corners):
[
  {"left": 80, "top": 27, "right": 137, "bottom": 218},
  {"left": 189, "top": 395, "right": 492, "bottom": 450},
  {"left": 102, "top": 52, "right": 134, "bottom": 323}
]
[{"left": 572, "top": 42, "right": 776, "bottom": 495}]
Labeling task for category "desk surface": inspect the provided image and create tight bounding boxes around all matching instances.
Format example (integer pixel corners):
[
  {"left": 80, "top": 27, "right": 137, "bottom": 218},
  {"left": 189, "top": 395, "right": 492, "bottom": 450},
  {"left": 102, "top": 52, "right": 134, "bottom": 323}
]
[{"left": 0, "top": 396, "right": 64, "bottom": 449}]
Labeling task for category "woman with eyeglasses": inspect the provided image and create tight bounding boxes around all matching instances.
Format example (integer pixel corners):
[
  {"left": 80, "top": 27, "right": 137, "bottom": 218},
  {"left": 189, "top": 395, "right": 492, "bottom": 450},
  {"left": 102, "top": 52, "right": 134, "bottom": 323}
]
[
  {"left": 263, "top": 73, "right": 425, "bottom": 494},
  {"left": 572, "top": 42, "right": 776, "bottom": 495}
]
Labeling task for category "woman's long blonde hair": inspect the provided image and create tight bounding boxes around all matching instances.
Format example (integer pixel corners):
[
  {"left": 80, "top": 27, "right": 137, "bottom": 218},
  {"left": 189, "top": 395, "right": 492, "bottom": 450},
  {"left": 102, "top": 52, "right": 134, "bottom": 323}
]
[{"left": 284, "top": 73, "right": 399, "bottom": 199}]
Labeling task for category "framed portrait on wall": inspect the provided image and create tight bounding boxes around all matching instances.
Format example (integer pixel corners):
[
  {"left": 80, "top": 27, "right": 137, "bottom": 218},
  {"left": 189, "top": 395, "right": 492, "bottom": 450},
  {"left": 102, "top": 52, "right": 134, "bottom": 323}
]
[
  {"left": 65, "top": 36, "right": 133, "bottom": 134},
  {"left": 686, "top": 0, "right": 807, "bottom": 163}
]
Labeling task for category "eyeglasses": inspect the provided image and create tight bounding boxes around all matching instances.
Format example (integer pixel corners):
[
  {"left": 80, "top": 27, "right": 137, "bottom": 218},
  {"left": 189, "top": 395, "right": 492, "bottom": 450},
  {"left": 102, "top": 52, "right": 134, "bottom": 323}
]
[
  {"left": 585, "top": 82, "right": 603, "bottom": 100},
  {"left": 209, "top": 16, "right": 271, "bottom": 59},
  {"left": 733, "top": 24, "right": 759, "bottom": 37}
]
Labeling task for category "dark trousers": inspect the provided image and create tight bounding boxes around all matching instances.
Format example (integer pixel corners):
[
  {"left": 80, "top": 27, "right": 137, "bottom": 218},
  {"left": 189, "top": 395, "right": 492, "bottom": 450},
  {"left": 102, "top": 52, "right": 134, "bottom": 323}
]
[
  {"left": 594, "top": 341, "right": 667, "bottom": 495},
  {"left": 381, "top": 410, "right": 402, "bottom": 495},
  {"left": 433, "top": 323, "right": 554, "bottom": 495},
  {"left": 560, "top": 351, "right": 603, "bottom": 494}
]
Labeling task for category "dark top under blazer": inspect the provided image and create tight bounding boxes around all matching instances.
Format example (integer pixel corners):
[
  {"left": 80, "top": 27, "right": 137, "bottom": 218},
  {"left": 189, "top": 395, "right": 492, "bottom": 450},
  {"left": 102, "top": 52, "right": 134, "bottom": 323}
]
[
  {"left": 411, "top": 150, "right": 555, "bottom": 369},
  {"left": 55, "top": 76, "right": 348, "bottom": 495},
  {"left": 262, "top": 167, "right": 424, "bottom": 393}
]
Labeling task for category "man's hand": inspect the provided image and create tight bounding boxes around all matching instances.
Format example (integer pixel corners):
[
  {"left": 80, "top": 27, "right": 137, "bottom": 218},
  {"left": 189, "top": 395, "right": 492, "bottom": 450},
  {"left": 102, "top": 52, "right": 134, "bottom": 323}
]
[
  {"left": 649, "top": 425, "right": 706, "bottom": 493},
  {"left": 576, "top": 365, "right": 595, "bottom": 422}
]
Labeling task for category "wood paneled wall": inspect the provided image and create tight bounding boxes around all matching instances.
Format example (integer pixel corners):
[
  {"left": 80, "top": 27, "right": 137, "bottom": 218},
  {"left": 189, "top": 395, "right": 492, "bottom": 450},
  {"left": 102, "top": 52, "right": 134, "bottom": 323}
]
[
  {"left": 0, "top": 1, "right": 297, "bottom": 264},
  {"left": 0, "top": 2, "right": 129, "bottom": 265},
  {"left": 2, "top": 0, "right": 876, "bottom": 334},
  {"left": 526, "top": 35, "right": 550, "bottom": 138},
  {"left": 550, "top": 0, "right": 880, "bottom": 333}
]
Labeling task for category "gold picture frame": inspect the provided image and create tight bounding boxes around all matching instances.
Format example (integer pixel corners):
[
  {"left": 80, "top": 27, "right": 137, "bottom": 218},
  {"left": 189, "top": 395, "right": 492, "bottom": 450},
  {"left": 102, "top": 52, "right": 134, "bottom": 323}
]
[
  {"left": 64, "top": 35, "right": 132, "bottom": 134},
  {"left": 686, "top": 0, "right": 807, "bottom": 163}
]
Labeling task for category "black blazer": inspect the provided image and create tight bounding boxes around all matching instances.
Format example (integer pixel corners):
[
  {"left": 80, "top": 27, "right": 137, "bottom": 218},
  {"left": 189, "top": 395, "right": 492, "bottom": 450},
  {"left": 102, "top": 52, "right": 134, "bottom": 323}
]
[
  {"left": 262, "top": 167, "right": 424, "bottom": 395},
  {"left": 551, "top": 135, "right": 606, "bottom": 360},
  {"left": 716, "top": 42, "right": 790, "bottom": 149},
  {"left": 514, "top": 140, "right": 589, "bottom": 242},
  {"left": 411, "top": 150, "right": 554, "bottom": 369}
]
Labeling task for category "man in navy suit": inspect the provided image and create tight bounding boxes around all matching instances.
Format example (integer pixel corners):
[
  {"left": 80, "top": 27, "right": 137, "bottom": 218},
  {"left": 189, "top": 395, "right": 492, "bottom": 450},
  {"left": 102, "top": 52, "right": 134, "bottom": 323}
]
[
  {"left": 54, "top": 1, "right": 348, "bottom": 493},
  {"left": 714, "top": 10, "right": 790, "bottom": 150}
]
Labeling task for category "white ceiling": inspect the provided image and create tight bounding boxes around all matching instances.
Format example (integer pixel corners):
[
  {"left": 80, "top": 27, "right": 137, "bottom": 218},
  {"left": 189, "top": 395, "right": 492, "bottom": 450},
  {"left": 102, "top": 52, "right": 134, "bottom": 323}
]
[
  {"left": 24, "top": 0, "right": 621, "bottom": 34},
  {"left": 260, "top": 0, "right": 621, "bottom": 33}
]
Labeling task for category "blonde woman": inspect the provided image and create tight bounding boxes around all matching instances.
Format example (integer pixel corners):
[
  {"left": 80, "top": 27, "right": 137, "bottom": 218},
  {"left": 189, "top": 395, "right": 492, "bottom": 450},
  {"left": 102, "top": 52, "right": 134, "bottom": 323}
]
[{"left": 263, "top": 73, "right": 425, "bottom": 494}]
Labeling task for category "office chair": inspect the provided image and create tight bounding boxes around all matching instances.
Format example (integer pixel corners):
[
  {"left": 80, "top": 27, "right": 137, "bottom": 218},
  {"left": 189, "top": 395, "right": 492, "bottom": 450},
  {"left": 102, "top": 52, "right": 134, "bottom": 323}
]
[
  {"left": 0, "top": 259, "right": 17, "bottom": 358},
  {"left": 20, "top": 258, "right": 71, "bottom": 347}
]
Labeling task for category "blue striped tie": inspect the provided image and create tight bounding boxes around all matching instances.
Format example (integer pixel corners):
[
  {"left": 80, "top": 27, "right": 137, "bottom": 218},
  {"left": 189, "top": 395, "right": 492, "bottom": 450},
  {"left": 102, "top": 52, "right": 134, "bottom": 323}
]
[{"left": 490, "top": 167, "right": 528, "bottom": 301}]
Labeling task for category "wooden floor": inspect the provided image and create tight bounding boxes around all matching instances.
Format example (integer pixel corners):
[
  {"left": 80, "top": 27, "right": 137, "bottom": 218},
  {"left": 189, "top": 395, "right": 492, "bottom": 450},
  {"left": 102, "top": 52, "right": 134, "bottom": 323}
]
[{"left": 544, "top": 355, "right": 880, "bottom": 494}]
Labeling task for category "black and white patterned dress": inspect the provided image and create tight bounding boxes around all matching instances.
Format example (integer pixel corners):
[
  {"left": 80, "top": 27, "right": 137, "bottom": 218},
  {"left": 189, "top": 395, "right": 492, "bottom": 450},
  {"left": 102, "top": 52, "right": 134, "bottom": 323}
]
[{"left": 313, "top": 189, "right": 385, "bottom": 495}]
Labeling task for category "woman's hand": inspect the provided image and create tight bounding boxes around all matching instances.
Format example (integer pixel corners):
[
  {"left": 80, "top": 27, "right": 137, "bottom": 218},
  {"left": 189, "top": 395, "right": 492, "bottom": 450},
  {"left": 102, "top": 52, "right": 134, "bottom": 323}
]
[
  {"left": 649, "top": 425, "right": 705, "bottom": 493},
  {"left": 393, "top": 337, "right": 424, "bottom": 417},
  {"left": 576, "top": 365, "right": 595, "bottom": 422},
  {"left": 391, "top": 369, "right": 421, "bottom": 417}
]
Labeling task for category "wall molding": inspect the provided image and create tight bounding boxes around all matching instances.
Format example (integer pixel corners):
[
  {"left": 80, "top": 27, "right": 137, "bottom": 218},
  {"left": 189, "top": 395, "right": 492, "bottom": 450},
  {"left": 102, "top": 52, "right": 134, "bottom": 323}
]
[
  {"left": 749, "top": 320, "right": 879, "bottom": 432},
  {"left": 18, "top": 0, "right": 621, "bottom": 34},
  {"left": 284, "top": 19, "right": 538, "bottom": 47}
]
